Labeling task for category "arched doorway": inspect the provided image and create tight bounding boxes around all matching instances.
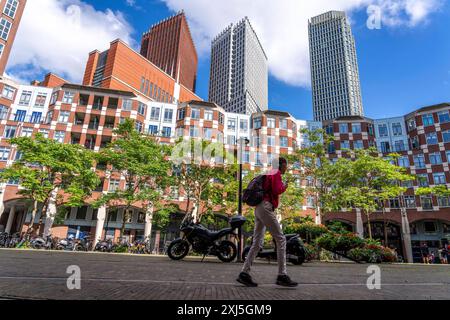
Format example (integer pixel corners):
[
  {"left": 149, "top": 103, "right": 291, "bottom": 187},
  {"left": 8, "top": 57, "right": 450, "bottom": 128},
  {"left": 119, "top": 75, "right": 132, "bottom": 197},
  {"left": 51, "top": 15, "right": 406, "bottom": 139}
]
[
  {"left": 364, "top": 220, "right": 403, "bottom": 257},
  {"left": 410, "top": 219, "right": 450, "bottom": 263}
]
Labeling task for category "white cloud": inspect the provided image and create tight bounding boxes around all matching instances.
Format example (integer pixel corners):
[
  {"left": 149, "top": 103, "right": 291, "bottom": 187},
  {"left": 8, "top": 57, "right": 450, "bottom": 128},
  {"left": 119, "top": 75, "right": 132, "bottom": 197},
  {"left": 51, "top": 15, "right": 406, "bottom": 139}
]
[
  {"left": 7, "top": 0, "right": 135, "bottom": 83},
  {"left": 162, "top": 0, "right": 443, "bottom": 87}
]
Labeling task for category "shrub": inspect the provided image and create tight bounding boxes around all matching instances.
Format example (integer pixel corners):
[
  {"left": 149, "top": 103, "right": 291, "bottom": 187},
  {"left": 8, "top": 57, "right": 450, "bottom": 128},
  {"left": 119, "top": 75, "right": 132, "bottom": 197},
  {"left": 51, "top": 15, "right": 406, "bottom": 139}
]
[
  {"left": 316, "top": 232, "right": 364, "bottom": 252},
  {"left": 113, "top": 245, "right": 129, "bottom": 253}
]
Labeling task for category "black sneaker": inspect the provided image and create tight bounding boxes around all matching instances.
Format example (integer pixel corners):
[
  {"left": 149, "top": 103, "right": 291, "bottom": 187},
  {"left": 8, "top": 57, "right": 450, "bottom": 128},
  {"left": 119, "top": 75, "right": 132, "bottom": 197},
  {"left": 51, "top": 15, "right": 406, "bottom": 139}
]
[
  {"left": 276, "top": 275, "right": 298, "bottom": 287},
  {"left": 236, "top": 272, "right": 258, "bottom": 287}
]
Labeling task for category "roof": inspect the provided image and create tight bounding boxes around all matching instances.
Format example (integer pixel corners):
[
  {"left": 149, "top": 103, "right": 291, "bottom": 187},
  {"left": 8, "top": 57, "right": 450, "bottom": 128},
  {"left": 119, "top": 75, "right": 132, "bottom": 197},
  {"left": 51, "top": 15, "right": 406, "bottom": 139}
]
[
  {"left": 185, "top": 100, "right": 221, "bottom": 109},
  {"left": 61, "top": 83, "right": 137, "bottom": 97},
  {"left": 405, "top": 103, "right": 450, "bottom": 118},
  {"left": 263, "top": 110, "right": 292, "bottom": 118},
  {"left": 332, "top": 115, "right": 373, "bottom": 122}
]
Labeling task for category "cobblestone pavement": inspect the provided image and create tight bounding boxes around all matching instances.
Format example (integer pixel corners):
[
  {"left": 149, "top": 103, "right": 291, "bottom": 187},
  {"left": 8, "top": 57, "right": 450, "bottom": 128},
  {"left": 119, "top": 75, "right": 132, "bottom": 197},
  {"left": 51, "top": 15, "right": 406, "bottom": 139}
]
[{"left": 0, "top": 249, "right": 448, "bottom": 300}]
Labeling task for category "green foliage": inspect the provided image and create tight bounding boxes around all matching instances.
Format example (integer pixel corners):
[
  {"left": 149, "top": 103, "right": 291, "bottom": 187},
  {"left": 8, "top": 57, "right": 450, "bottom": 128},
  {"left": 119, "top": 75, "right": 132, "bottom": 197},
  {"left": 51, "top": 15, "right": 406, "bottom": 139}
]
[
  {"left": 113, "top": 245, "right": 129, "bottom": 253},
  {"left": 153, "top": 205, "right": 179, "bottom": 231},
  {"left": 348, "top": 245, "right": 397, "bottom": 263},
  {"left": 0, "top": 133, "right": 100, "bottom": 232},
  {"left": 283, "top": 221, "right": 328, "bottom": 242},
  {"left": 93, "top": 119, "right": 173, "bottom": 236},
  {"left": 316, "top": 232, "right": 365, "bottom": 252}
]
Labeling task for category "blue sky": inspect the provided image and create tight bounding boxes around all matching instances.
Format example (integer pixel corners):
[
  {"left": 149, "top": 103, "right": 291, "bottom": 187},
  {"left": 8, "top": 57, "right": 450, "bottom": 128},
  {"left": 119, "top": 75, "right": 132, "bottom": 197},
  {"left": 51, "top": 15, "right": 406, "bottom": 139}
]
[{"left": 7, "top": 0, "right": 450, "bottom": 121}]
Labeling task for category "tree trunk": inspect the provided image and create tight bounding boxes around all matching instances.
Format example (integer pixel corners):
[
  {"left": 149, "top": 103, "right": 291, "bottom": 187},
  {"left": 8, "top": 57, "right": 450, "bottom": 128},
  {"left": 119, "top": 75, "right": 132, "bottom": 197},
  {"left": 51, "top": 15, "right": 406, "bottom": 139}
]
[
  {"left": 382, "top": 207, "right": 388, "bottom": 247},
  {"left": 27, "top": 200, "right": 39, "bottom": 234},
  {"left": 120, "top": 207, "right": 128, "bottom": 241},
  {"left": 366, "top": 212, "right": 373, "bottom": 239}
]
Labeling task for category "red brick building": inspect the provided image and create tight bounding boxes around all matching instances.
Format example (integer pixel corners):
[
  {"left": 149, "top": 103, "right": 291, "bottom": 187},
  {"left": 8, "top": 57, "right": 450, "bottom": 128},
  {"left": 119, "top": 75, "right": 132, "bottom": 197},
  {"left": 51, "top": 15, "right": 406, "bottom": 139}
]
[
  {"left": 140, "top": 11, "right": 198, "bottom": 93},
  {"left": 82, "top": 39, "right": 201, "bottom": 105},
  {"left": 0, "top": 0, "right": 27, "bottom": 75}
]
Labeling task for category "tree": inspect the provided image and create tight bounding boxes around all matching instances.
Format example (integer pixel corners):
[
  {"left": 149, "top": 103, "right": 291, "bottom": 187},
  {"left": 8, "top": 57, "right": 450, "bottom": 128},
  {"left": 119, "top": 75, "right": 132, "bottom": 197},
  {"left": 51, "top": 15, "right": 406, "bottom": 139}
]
[
  {"left": 93, "top": 119, "right": 173, "bottom": 238},
  {"left": 0, "top": 133, "right": 100, "bottom": 235},
  {"left": 293, "top": 128, "right": 336, "bottom": 224},
  {"left": 328, "top": 148, "right": 414, "bottom": 239},
  {"left": 171, "top": 138, "right": 237, "bottom": 221}
]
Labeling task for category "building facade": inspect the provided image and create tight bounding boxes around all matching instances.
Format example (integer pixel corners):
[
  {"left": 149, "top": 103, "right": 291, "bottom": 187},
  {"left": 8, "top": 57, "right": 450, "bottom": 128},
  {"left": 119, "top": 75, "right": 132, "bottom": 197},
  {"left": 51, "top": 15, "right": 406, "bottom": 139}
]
[
  {"left": 82, "top": 39, "right": 201, "bottom": 106},
  {"left": 0, "top": 0, "right": 27, "bottom": 75},
  {"left": 309, "top": 11, "right": 364, "bottom": 122},
  {"left": 209, "top": 17, "right": 268, "bottom": 115},
  {"left": 0, "top": 76, "right": 449, "bottom": 262},
  {"left": 140, "top": 11, "right": 198, "bottom": 93}
]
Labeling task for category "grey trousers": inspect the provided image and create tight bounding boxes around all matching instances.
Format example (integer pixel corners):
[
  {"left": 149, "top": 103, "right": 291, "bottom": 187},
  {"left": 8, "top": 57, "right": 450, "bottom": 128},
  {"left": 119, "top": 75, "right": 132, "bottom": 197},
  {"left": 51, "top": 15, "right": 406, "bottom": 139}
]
[{"left": 242, "top": 201, "right": 287, "bottom": 276}]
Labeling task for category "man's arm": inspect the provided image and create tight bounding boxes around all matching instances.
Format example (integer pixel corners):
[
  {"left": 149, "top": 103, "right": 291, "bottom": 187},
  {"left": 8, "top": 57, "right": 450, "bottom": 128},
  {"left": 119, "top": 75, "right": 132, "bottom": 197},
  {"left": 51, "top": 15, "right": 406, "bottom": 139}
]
[{"left": 272, "top": 171, "right": 287, "bottom": 196}]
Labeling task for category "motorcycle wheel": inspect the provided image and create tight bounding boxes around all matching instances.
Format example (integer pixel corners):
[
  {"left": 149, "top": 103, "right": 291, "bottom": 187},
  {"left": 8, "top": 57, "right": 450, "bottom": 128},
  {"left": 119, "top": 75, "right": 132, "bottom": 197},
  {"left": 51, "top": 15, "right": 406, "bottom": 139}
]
[
  {"left": 289, "top": 246, "right": 306, "bottom": 265},
  {"left": 217, "top": 240, "right": 237, "bottom": 263},
  {"left": 241, "top": 246, "right": 251, "bottom": 262},
  {"left": 74, "top": 244, "right": 85, "bottom": 252},
  {"left": 32, "top": 242, "right": 43, "bottom": 250},
  {"left": 167, "top": 239, "right": 190, "bottom": 260}
]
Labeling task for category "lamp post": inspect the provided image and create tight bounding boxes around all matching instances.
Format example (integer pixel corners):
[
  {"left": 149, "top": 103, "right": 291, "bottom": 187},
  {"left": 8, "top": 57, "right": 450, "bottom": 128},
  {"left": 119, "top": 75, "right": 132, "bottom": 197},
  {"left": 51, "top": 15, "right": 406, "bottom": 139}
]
[{"left": 237, "top": 137, "right": 250, "bottom": 262}]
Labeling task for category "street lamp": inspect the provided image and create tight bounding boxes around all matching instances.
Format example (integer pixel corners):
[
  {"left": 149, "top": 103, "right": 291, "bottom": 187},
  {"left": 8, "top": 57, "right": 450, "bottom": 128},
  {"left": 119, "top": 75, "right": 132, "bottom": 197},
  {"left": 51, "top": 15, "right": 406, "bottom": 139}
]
[{"left": 237, "top": 137, "right": 250, "bottom": 262}]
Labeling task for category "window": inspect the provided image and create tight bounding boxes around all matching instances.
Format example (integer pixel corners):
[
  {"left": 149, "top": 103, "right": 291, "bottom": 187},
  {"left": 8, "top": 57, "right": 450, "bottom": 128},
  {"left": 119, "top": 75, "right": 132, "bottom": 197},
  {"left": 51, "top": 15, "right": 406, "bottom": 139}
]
[
  {"left": 424, "top": 221, "right": 437, "bottom": 232},
  {"left": 163, "top": 109, "right": 173, "bottom": 122},
  {"left": 189, "top": 127, "right": 199, "bottom": 137},
  {"left": 438, "top": 196, "right": 450, "bottom": 208},
  {"left": 253, "top": 117, "right": 262, "bottom": 129},
  {"left": 191, "top": 108, "right": 200, "bottom": 119},
  {"left": 0, "top": 146, "right": 10, "bottom": 161},
  {"left": 0, "top": 105, "right": 7, "bottom": 119},
  {"left": 54, "top": 131, "right": 65, "bottom": 143},
  {"left": 255, "top": 152, "right": 262, "bottom": 166},
  {"left": 45, "top": 111, "right": 53, "bottom": 124},
  {"left": 267, "top": 135, "right": 275, "bottom": 146},
  {"left": 392, "top": 123, "right": 402, "bottom": 136},
  {"left": 150, "top": 107, "right": 160, "bottom": 121},
  {"left": 227, "top": 135, "right": 236, "bottom": 145},
  {"left": 0, "top": 18, "right": 11, "bottom": 41},
  {"left": 253, "top": 136, "right": 260, "bottom": 148},
  {"left": 378, "top": 124, "right": 388, "bottom": 137},
  {"left": 429, "top": 152, "right": 442, "bottom": 165},
  {"left": 228, "top": 118, "right": 236, "bottom": 130},
  {"left": 280, "top": 136, "right": 288, "bottom": 147},
  {"left": 447, "top": 150, "right": 450, "bottom": 163},
  {"left": 438, "top": 111, "right": 450, "bottom": 123},
  {"left": 398, "top": 156, "right": 409, "bottom": 168},
  {"left": 280, "top": 119, "right": 288, "bottom": 129},
  {"left": 203, "top": 128, "right": 212, "bottom": 140},
  {"left": 62, "top": 91, "right": 74, "bottom": 104},
  {"left": 177, "top": 108, "right": 185, "bottom": 120},
  {"left": 176, "top": 127, "right": 183, "bottom": 138},
  {"left": 14, "top": 109, "right": 26, "bottom": 122},
  {"left": 426, "top": 132, "right": 438, "bottom": 145},
  {"left": 0, "top": 43, "right": 3, "bottom": 57},
  {"left": 50, "top": 92, "right": 58, "bottom": 104},
  {"left": 407, "top": 118, "right": 416, "bottom": 132},
  {"left": 413, "top": 154, "right": 425, "bottom": 168},
  {"left": 341, "top": 140, "right": 350, "bottom": 149},
  {"left": 394, "top": 140, "right": 406, "bottom": 152},
  {"left": 422, "top": 114, "right": 434, "bottom": 126},
  {"left": 19, "top": 91, "right": 31, "bottom": 106},
  {"left": 3, "top": 0, "right": 18, "bottom": 18},
  {"left": 76, "top": 207, "right": 88, "bottom": 220},
  {"left": 421, "top": 197, "right": 433, "bottom": 210},
  {"left": 121, "top": 99, "right": 132, "bottom": 111},
  {"left": 442, "top": 130, "right": 450, "bottom": 143},
  {"left": 417, "top": 174, "right": 429, "bottom": 187},
  {"left": 218, "top": 113, "right": 224, "bottom": 125},
  {"left": 204, "top": 110, "right": 213, "bottom": 121},
  {"left": 3, "top": 125, "right": 16, "bottom": 138},
  {"left": 389, "top": 198, "right": 400, "bottom": 209},
  {"left": 21, "top": 127, "right": 33, "bottom": 137},
  {"left": 108, "top": 180, "right": 120, "bottom": 192},
  {"left": 267, "top": 118, "right": 275, "bottom": 128},
  {"left": 148, "top": 125, "right": 158, "bottom": 135},
  {"left": 240, "top": 120, "right": 248, "bottom": 131},
  {"left": 404, "top": 196, "right": 416, "bottom": 208},
  {"left": 352, "top": 123, "right": 361, "bottom": 134},
  {"left": 135, "top": 121, "right": 143, "bottom": 133},
  {"left": 34, "top": 93, "right": 47, "bottom": 107},
  {"left": 58, "top": 111, "right": 70, "bottom": 123},
  {"left": 2, "top": 85, "right": 15, "bottom": 100},
  {"left": 354, "top": 140, "right": 363, "bottom": 149},
  {"left": 242, "top": 151, "right": 250, "bottom": 163},
  {"left": 339, "top": 123, "right": 348, "bottom": 133},
  {"left": 138, "top": 103, "right": 146, "bottom": 115},
  {"left": 162, "top": 127, "right": 171, "bottom": 137},
  {"left": 39, "top": 129, "right": 49, "bottom": 138},
  {"left": 433, "top": 172, "right": 446, "bottom": 185}
]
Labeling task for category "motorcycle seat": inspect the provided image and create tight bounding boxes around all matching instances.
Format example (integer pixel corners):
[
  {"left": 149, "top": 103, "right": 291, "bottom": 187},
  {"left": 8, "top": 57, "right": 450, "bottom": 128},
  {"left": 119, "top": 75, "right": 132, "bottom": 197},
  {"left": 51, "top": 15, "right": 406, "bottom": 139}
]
[
  {"left": 285, "top": 234, "right": 299, "bottom": 240},
  {"left": 206, "top": 227, "right": 233, "bottom": 240}
]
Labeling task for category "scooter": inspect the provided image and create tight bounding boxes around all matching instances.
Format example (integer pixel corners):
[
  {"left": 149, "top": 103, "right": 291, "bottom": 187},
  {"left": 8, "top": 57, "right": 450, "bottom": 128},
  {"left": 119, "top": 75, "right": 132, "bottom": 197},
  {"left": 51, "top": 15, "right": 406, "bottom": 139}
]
[
  {"left": 242, "top": 233, "right": 306, "bottom": 265},
  {"left": 56, "top": 237, "right": 77, "bottom": 251},
  {"left": 31, "top": 235, "right": 55, "bottom": 250},
  {"left": 94, "top": 238, "right": 116, "bottom": 252}
]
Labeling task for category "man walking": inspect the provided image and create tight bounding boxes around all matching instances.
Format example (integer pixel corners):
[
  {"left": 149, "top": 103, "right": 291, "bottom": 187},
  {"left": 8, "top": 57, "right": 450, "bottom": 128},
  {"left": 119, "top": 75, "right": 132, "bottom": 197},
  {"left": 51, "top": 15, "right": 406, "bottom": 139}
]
[{"left": 237, "top": 157, "right": 298, "bottom": 287}]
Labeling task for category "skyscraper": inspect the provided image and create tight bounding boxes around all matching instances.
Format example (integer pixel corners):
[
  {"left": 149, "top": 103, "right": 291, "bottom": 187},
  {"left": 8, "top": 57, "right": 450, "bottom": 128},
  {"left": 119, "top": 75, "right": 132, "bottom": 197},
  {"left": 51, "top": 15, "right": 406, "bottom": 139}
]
[
  {"left": 140, "top": 11, "right": 198, "bottom": 93},
  {"left": 209, "top": 17, "right": 268, "bottom": 115},
  {"left": 309, "top": 11, "right": 364, "bottom": 122},
  {"left": 0, "top": 0, "right": 27, "bottom": 75}
]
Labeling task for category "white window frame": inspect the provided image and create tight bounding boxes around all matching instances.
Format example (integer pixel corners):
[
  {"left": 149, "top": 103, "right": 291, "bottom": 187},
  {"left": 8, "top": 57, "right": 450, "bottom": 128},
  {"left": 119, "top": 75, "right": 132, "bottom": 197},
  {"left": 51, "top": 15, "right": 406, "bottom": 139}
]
[
  {"left": 3, "top": 0, "right": 18, "bottom": 19},
  {"left": 0, "top": 18, "right": 11, "bottom": 41}
]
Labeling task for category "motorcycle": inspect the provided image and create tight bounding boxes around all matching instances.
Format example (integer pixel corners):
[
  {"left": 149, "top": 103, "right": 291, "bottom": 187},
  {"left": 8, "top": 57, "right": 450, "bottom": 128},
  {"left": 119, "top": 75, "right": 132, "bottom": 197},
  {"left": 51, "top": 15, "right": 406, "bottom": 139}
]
[
  {"left": 242, "top": 233, "right": 306, "bottom": 265},
  {"left": 167, "top": 212, "right": 246, "bottom": 263},
  {"left": 94, "top": 238, "right": 116, "bottom": 252},
  {"left": 30, "top": 235, "right": 55, "bottom": 250},
  {"left": 74, "top": 235, "right": 92, "bottom": 252},
  {"left": 56, "top": 237, "right": 77, "bottom": 251}
]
